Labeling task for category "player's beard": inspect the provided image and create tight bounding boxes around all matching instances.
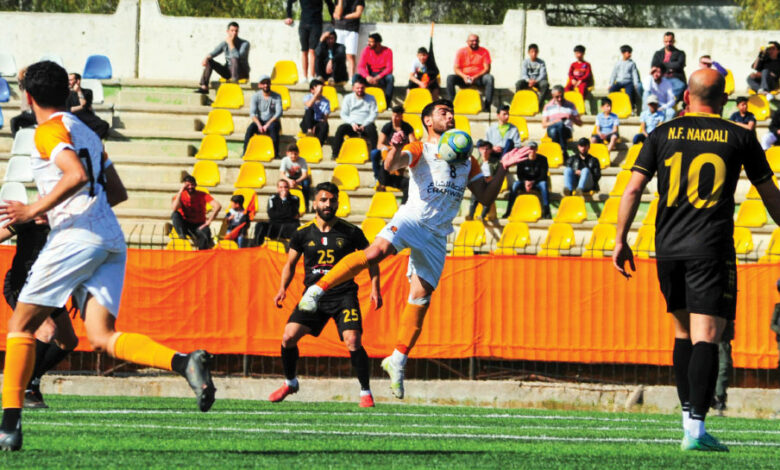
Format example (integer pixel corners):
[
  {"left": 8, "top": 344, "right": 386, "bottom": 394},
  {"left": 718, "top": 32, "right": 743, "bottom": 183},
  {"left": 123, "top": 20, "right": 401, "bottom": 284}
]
[
  {"left": 316, "top": 206, "right": 336, "bottom": 221},
  {"left": 431, "top": 119, "right": 454, "bottom": 138}
]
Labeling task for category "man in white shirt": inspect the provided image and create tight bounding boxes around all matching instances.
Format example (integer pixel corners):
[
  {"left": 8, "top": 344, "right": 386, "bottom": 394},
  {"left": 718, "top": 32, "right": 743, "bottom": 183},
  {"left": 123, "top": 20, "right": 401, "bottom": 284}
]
[
  {"left": 644, "top": 64, "right": 677, "bottom": 120},
  {"left": 332, "top": 76, "right": 378, "bottom": 159}
]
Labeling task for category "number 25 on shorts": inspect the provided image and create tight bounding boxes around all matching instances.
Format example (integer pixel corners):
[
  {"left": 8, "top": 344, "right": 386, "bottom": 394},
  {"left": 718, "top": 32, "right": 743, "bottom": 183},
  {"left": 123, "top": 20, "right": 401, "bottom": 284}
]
[{"left": 342, "top": 308, "right": 359, "bottom": 322}]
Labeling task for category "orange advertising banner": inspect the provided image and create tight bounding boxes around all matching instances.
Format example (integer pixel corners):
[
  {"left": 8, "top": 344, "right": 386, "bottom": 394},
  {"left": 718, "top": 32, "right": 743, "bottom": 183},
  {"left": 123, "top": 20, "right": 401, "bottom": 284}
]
[{"left": 0, "top": 246, "right": 778, "bottom": 369}]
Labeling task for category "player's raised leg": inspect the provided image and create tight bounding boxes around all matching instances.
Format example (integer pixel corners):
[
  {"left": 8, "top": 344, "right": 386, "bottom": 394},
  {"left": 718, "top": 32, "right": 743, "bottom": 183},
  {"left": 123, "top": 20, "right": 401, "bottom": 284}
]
[{"left": 269, "top": 323, "right": 310, "bottom": 402}]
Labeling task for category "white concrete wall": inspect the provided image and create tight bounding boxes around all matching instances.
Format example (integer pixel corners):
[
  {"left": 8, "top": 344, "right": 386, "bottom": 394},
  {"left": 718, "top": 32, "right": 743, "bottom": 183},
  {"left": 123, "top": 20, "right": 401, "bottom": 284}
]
[{"left": 0, "top": 0, "right": 138, "bottom": 77}]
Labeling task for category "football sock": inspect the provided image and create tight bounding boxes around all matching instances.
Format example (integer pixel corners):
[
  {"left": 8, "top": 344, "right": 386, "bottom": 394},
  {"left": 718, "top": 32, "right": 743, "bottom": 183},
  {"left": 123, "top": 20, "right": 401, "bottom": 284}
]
[
  {"left": 395, "top": 303, "right": 428, "bottom": 355},
  {"left": 170, "top": 353, "right": 189, "bottom": 376},
  {"left": 673, "top": 338, "right": 693, "bottom": 427},
  {"left": 281, "top": 346, "right": 299, "bottom": 381},
  {"left": 315, "top": 251, "right": 369, "bottom": 291},
  {"left": 0, "top": 408, "right": 21, "bottom": 433},
  {"left": 391, "top": 349, "right": 408, "bottom": 367},
  {"left": 27, "top": 340, "right": 50, "bottom": 390},
  {"left": 360, "top": 390, "right": 372, "bottom": 397},
  {"left": 108, "top": 332, "right": 176, "bottom": 371},
  {"left": 2, "top": 333, "right": 36, "bottom": 411},
  {"left": 349, "top": 347, "right": 370, "bottom": 391},
  {"left": 29, "top": 342, "right": 74, "bottom": 387},
  {"left": 688, "top": 342, "right": 719, "bottom": 427}
]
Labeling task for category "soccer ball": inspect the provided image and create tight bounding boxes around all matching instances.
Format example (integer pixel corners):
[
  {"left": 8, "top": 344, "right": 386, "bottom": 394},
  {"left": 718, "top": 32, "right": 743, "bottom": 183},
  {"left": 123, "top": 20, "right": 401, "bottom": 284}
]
[{"left": 438, "top": 129, "right": 473, "bottom": 163}]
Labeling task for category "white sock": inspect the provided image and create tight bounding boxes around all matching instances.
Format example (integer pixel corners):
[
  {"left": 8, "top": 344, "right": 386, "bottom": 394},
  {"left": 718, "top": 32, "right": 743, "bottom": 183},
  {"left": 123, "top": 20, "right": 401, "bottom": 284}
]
[
  {"left": 306, "top": 285, "right": 323, "bottom": 297},
  {"left": 685, "top": 418, "right": 706, "bottom": 439},
  {"left": 360, "top": 389, "right": 372, "bottom": 397},
  {"left": 285, "top": 378, "right": 299, "bottom": 388},
  {"left": 391, "top": 349, "right": 408, "bottom": 367},
  {"left": 682, "top": 409, "right": 691, "bottom": 430}
]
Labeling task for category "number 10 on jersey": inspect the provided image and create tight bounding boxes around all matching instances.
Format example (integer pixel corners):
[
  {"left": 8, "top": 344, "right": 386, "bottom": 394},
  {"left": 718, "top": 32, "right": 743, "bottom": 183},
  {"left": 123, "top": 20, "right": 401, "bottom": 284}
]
[{"left": 664, "top": 152, "right": 725, "bottom": 209}]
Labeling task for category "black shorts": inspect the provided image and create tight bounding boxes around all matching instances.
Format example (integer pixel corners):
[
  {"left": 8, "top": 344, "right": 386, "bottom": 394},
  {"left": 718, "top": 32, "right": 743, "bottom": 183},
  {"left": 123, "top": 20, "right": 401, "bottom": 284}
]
[
  {"left": 656, "top": 258, "right": 737, "bottom": 320},
  {"left": 407, "top": 80, "right": 440, "bottom": 92},
  {"left": 287, "top": 292, "right": 362, "bottom": 338},
  {"left": 299, "top": 23, "right": 323, "bottom": 51}
]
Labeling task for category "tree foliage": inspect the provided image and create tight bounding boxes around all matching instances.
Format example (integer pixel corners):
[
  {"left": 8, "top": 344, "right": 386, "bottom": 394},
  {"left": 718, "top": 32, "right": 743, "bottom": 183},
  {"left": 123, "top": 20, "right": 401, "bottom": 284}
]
[
  {"left": 735, "top": 0, "right": 780, "bottom": 30},
  {"left": 0, "top": 0, "right": 118, "bottom": 13}
]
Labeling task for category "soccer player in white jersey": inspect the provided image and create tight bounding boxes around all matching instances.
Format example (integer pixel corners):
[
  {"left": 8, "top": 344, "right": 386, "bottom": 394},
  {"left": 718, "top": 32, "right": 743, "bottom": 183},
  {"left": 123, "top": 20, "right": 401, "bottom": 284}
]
[
  {"left": 0, "top": 61, "right": 216, "bottom": 452},
  {"left": 297, "top": 99, "right": 528, "bottom": 398}
]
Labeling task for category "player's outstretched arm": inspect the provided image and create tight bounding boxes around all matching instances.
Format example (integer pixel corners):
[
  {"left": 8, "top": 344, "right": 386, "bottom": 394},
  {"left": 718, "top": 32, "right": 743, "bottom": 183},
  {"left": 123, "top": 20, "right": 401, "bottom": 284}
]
[
  {"left": 470, "top": 147, "right": 530, "bottom": 206},
  {"left": 613, "top": 171, "right": 649, "bottom": 279},
  {"left": 368, "top": 263, "right": 383, "bottom": 309},
  {"left": 274, "top": 248, "right": 303, "bottom": 308},
  {"left": 384, "top": 131, "right": 410, "bottom": 173},
  {"left": 756, "top": 179, "right": 780, "bottom": 226},
  {"left": 103, "top": 163, "right": 128, "bottom": 207}
]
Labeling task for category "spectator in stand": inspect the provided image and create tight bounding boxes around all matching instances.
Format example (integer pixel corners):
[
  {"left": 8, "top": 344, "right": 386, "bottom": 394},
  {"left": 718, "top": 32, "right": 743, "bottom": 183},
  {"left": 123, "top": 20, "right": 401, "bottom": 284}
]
[
  {"left": 408, "top": 47, "right": 440, "bottom": 99},
  {"left": 225, "top": 194, "right": 250, "bottom": 248},
  {"left": 254, "top": 180, "right": 302, "bottom": 245},
  {"left": 643, "top": 64, "right": 677, "bottom": 120},
  {"left": 698, "top": 55, "right": 727, "bottom": 76},
  {"left": 66, "top": 73, "right": 110, "bottom": 140},
  {"left": 563, "top": 138, "right": 601, "bottom": 196},
  {"left": 371, "top": 105, "right": 415, "bottom": 194},
  {"left": 285, "top": 0, "right": 335, "bottom": 83},
  {"left": 280, "top": 144, "right": 312, "bottom": 210},
  {"left": 504, "top": 141, "right": 551, "bottom": 219},
  {"left": 333, "top": 0, "right": 365, "bottom": 78},
  {"left": 355, "top": 33, "right": 394, "bottom": 104},
  {"left": 633, "top": 94, "right": 666, "bottom": 144},
  {"left": 301, "top": 79, "right": 331, "bottom": 144},
  {"left": 729, "top": 96, "right": 756, "bottom": 132},
  {"left": 196, "top": 21, "right": 250, "bottom": 94},
  {"left": 515, "top": 43, "right": 549, "bottom": 108},
  {"left": 314, "top": 30, "right": 349, "bottom": 84},
  {"left": 333, "top": 76, "right": 378, "bottom": 159},
  {"left": 541, "top": 85, "right": 582, "bottom": 161},
  {"left": 171, "top": 174, "right": 221, "bottom": 250},
  {"left": 245, "top": 75, "right": 283, "bottom": 158},
  {"left": 485, "top": 105, "right": 522, "bottom": 155},
  {"left": 651, "top": 31, "right": 686, "bottom": 101},
  {"left": 747, "top": 42, "right": 780, "bottom": 97},
  {"left": 760, "top": 108, "right": 780, "bottom": 150},
  {"left": 446, "top": 34, "right": 495, "bottom": 112},
  {"left": 467, "top": 139, "right": 501, "bottom": 220},
  {"left": 592, "top": 98, "right": 620, "bottom": 152},
  {"left": 608, "top": 45, "right": 642, "bottom": 111},
  {"left": 564, "top": 45, "right": 593, "bottom": 96},
  {"left": 10, "top": 67, "right": 36, "bottom": 137}
]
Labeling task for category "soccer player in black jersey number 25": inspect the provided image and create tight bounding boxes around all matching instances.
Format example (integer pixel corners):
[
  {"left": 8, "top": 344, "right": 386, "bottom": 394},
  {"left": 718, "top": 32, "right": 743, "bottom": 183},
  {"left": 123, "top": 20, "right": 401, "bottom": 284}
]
[
  {"left": 270, "top": 182, "right": 382, "bottom": 407},
  {"left": 614, "top": 68, "right": 780, "bottom": 452}
]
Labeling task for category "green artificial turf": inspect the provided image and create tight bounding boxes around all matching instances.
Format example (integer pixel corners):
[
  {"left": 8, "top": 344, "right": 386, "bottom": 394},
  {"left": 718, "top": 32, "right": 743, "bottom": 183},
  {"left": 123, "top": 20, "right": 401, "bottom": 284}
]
[{"left": 2, "top": 395, "right": 778, "bottom": 468}]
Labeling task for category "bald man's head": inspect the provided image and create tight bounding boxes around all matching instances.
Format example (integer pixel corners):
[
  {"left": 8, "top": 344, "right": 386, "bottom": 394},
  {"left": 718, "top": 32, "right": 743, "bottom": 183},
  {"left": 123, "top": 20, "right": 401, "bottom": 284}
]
[{"left": 687, "top": 69, "right": 726, "bottom": 109}]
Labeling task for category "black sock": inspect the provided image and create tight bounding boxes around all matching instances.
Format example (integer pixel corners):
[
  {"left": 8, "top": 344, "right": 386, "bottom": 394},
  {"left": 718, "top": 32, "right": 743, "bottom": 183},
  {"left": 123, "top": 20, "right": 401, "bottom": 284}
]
[
  {"left": 27, "top": 340, "right": 51, "bottom": 391},
  {"left": 0, "top": 409, "right": 21, "bottom": 433},
  {"left": 281, "top": 346, "right": 299, "bottom": 381},
  {"left": 349, "top": 347, "right": 370, "bottom": 391},
  {"left": 171, "top": 353, "right": 189, "bottom": 376},
  {"left": 673, "top": 338, "right": 693, "bottom": 412},
  {"left": 688, "top": 341, "right": 719, "bottom": 421}
]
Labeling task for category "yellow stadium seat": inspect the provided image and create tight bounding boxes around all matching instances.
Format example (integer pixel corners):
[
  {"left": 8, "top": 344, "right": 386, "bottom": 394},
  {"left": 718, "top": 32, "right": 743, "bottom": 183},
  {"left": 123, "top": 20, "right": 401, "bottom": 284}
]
[
  {"left": 242, "top": 135, "right": 275, "bottom": 161},
  {"left": 609, "top": 170, "right": 632, "bottom": 197},
  {"left": 202, "top": 109, "right": 234, "bottom": 135},
  {"left": 724, "top": 69, "right": 735, "bottom": 96},
  {"left": 403, "top": 113, "right": 424, "bottom": 140},
  {"left": 582, "top": 223, "right": 617, "bottom": 258},
  {"left": 191, "top": 160, "right": 220, "bottom": 187},
  {"left": 297, "top": 136, "right": 323, "bottom": 163},
  {"left": 219, "top": 77, "right": 248, "bottom": 84},
  {"left": 271, "top": 60, "right": 298, "bottom": 85},
  {"left": 453, "top": 89, "right": 482, "bottom": 115},
  {"left": 265, "top": 238, "right": 288, "bottom": 253},
  {"left": 759, "top": 227, "right": 780, "bottom": 262},
  {"left": 270, "top": 85, "right": 291, "bottom": 111},
  {"left": 404, "top": 88, "right": 433, "bottom": 114},
  {"left": 589, "top": 142, "right": 611, "bottom": 169},
  {"left": 332, "top": 164, "right": 361, "bottom": 191},
  {"left": 748, "top": 94, "right": 770, "bottom": 121},
  {"left": 452, "top": 220, "right": 486, "bottom": 255},
  {"left": 454, "top": 115, "right": 471, "bottom": 135},
  {"left": 234, "top": 162, "right": 267, "bottom": 189},
  {"left": 735, "top": 199, "right": 767, "bottom": 227},
  {"left": 766, "top": 146, "right": 780, "bottom": 172},
  {"left": 554, "top": 196, "right": 588, "bottom": 224},
  {"left": 336, "top": 138, "right": 369, "bottom": 164},
  {"left": 211, "top": 83, "right": 244, "bottom": 109},
  {"left": 217, "top": 239, "right": 239, "bottom": 250},
  {"left": 289, "top": 188, "right": 307, "bottom": 215},
  {"left": 508, "top": 116, "right": 529, "bottom": 142},
  {"left": 632, "top": 225, "right": 655, "bottom": 259},
  {"left": 492, "top": 222, "right": 531, "bottom": 255},
  {"left": 643, "top": 198, "right": 658, "bottom": 225},
  {"left": 537, "top": 142, "right": 564, "bottom": 168},
  {"left": 507, "top": 194, "right": 542, "bottom": 222},
  {"left": 361, "top": 217, "right": 386, "bottom": 243},
  {"left": 165, "top": 238, "right": 193, "bottom": 251},
  {"left": 598, "top": 197, "right": 620, "bottom": 224},
  {"left": 606, "top": 91, "right": 632, "bottom": 118},
  {"left": 365, "top": 87, "right": 387, "bottom": 113},
  {"left": 366, "top": 192, "right": 398, "bottom": 218},
  {"left": 733, "top": 226, "right": 754, "bottom": 256},
  {"left": 509, "top": 90, "right": 539, "bottom": 117},
  {"left": 564, "top": 91, "right": 586, "bottom": 115},
  {"left": 195, "top": 135, "right": 228, "bottom": 161},
  {"left": 538, "top": 222, "right": 575, "bottom": 257},
  {"left": 747, "top": 176, "right": 778, "bottom": 199},
  {"left": 622, "top": 144, "right": 642, "bottom": 170},
  {"left": 336, "top": 191, "right": 351, "bottom": 217},
  {"left": 322, "top": 85, "right": 340, "bottom": 111}
]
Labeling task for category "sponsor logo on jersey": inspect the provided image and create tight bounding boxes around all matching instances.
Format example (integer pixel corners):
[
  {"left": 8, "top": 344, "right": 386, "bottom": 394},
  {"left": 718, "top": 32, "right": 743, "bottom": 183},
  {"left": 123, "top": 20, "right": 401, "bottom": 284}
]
[
  {"left": 391, "top": 226, "right": 398, "bottom": 233},
  {"left": 321, "top": 237, "right": 328, "bottom": 246},
  {"left": 336, "top": 238, "right": 345, "bottom": 248},
  {"left": 308, "top": 240, "right": 316, "bottom": 247}
]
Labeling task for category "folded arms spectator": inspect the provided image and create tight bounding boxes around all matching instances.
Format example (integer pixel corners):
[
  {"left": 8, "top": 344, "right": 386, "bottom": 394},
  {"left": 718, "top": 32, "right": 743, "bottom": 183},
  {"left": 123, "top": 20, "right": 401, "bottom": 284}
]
[{"left": 254, "top": 180, "right": 302, "bottom": 245}]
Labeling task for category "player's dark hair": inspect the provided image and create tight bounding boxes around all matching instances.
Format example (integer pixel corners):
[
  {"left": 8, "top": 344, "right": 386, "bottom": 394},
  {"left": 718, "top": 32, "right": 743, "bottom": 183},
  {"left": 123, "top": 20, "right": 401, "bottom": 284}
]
[
  {"left": 421, "top": 99, "right": 453, "bottom": 121},
  {"left": 664, "top": 31, "right": 675, "bottom": 38},
  {"left": 353, "top": 76, "right": 368, "bottom": 86},
  {"left": 651, "top": 62, "right": 667, "bottom": 73},
  {"left": 551, "top": 84, "right": 564, "bottom": 95},
  {"left": 309, "top": 79, "right": 323, "bottom": 90},
  {"left": 736, "top": 96, "right": 748, "bottom": 104},
  {"left": 369, "top": 33, "right": 382, "bottom": 43},
  {"left": 315, "top": 181, "right": 339, "bottom": 198},
  {"left": 601, "top": 98, "right": 612, "bottom": 106},
  {"left": 182, "top": 174, "right": 197, "bottom": 185},
  {"left": 228, "top": 21, "right": 239, "bottom": 29},
  {"left": 497, "top": 104, "right": 510, "bottom": 113},
  {"left": 70, "top": 72, "right": 81, "bottom": 81},
  {"left": 620, "top": 45, "right": 632, "bottom": 54},
  {"left": 287, "top": 143, "right": 299, "bottom": 153},
  {"left": 573, "top": 45, "right": 585, "bottom": 53},
  {"left": 528, "top": 43, "right": 538, "bottom": 52},
  {"left": 24, "top": 61, "right": 69, "bottom": 109},
  {"left": 391, "top": 105, "right": 404, "bottom": 114},
  {"left": 231, "top": 194, "right": 244, "bottom": 207},
  {"left": 417, "top": 47, "right": 428, "bottom": 54}
]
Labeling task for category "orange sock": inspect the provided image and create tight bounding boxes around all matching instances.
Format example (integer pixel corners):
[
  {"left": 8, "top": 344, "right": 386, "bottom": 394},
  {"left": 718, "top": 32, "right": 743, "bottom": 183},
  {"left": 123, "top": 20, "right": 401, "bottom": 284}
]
[
  {"left": 315, "top": 251, "right": 369, "bottom": 291},
  {"left": 108, "top": 332, "right": 176, "bottom": 371},
  {"left": 2, "top": 333, "right": 36, "bottom": 409},
  {"left": 395, "top": 303, "right": 428, "bottom": 355}
]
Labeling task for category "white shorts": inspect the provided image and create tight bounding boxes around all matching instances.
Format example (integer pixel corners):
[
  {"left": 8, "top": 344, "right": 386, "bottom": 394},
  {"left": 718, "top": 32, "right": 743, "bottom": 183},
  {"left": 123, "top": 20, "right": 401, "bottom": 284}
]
[
  {"left": 18, "top": 242, "right": 126, "bottom": 317},
  {"left": 335, "top": 29, "right": 359, "bottom": 55},
  {"left": 377, "top": 212, "right": 447, "bottom": 289}
]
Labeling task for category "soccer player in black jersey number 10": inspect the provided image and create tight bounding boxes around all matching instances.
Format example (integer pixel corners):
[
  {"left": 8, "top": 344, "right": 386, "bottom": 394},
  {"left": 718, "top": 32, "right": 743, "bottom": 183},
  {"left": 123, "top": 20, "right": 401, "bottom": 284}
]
[{"left": 614, "top": 68, "right": 780, "bottom": 452}]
